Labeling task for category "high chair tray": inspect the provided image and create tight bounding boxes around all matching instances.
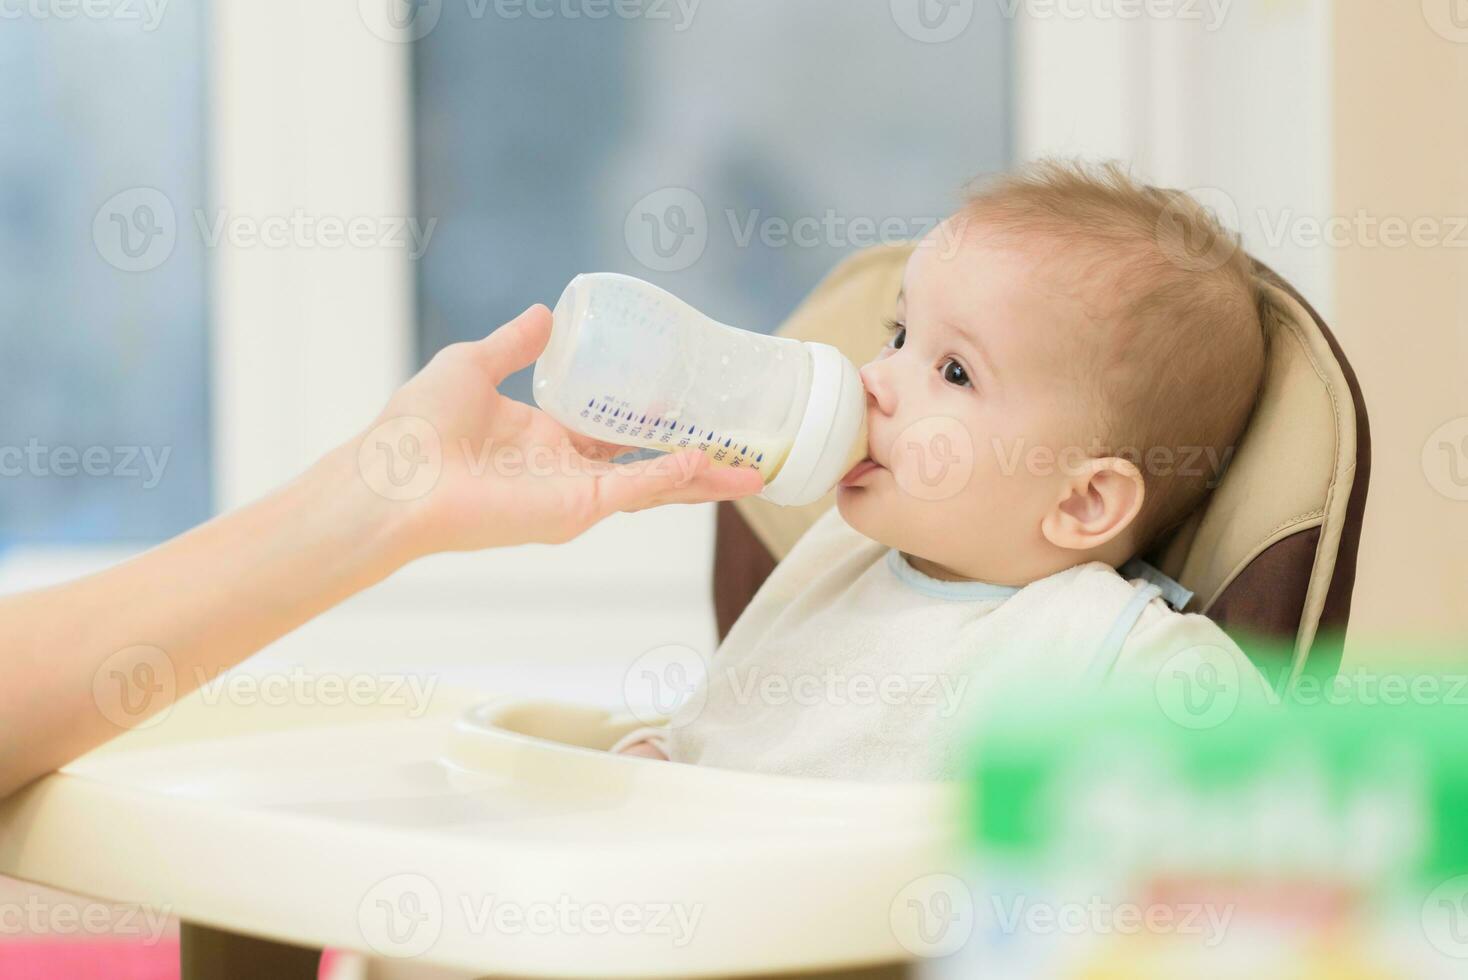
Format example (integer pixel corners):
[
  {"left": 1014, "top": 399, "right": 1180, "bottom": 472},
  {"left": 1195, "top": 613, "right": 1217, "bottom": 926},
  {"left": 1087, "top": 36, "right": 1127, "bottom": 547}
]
[{"left": 0, "top": 687, "right": 960, "bottom": 977}]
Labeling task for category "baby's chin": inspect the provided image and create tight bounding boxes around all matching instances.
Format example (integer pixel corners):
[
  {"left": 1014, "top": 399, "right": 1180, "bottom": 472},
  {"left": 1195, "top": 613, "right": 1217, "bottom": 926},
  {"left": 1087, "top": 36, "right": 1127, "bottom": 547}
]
[
  {"left": 837, "top": 486, "right": 976, "bottom": 573},
  {"left": 835, "top": 485, "right": 908, "bottom": 550}
]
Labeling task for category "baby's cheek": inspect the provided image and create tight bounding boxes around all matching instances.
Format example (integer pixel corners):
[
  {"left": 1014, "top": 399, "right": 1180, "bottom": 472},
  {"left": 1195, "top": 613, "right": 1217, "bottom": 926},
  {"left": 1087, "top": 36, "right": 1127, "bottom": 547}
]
[{"left": 888, "top": 414, "right": 979, "bottom": 505}]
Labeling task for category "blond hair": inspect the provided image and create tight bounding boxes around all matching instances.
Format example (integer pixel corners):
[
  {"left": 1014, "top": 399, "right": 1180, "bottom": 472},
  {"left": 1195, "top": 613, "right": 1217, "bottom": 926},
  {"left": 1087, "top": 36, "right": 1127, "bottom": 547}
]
[{"left": 962, "top": 159, "right": 1266, "bottom": 554}]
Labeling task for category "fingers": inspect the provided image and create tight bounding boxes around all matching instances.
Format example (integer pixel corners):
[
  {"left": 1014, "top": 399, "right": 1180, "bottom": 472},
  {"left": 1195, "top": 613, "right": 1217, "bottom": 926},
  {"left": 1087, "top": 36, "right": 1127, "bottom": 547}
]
[
  {"left": 588, "top": 451, "right": 765, "bottom": 520},
  {"left": 569, "top": 432, "right": 640, "bottom": 462},
  {"left": 470, "top": 305, "right": 553, "bottom": 386}
]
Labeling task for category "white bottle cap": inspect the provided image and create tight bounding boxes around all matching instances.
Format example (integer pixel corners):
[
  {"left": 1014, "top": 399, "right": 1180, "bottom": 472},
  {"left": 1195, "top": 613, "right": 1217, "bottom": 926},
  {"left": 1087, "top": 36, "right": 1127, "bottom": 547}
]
[{"left": 761, "top": 342, "right": 865, "bottom": 507}]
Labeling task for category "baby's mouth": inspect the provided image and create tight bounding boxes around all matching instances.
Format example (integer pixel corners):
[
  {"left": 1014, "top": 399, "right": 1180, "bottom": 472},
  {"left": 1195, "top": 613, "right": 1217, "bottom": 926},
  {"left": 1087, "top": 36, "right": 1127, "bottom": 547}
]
[{"left": 839, "top": 456, "right": 884, "bottom": 487}]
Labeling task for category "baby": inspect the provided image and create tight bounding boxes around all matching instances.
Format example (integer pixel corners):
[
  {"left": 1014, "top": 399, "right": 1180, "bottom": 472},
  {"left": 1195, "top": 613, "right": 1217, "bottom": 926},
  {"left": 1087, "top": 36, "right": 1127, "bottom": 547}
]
[{"left": 614, "top": 161, "right": 1270, "bottom": 780}]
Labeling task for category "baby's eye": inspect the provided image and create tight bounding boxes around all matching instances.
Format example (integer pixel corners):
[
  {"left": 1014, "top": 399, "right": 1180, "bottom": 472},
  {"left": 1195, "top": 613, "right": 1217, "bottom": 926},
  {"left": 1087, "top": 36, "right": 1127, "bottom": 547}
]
[
  {"left": 941, "top": 358, "right": 971, "bottom": 388},
  {"left": 884, "top": 320, "right": 906, "bottom": 351}
]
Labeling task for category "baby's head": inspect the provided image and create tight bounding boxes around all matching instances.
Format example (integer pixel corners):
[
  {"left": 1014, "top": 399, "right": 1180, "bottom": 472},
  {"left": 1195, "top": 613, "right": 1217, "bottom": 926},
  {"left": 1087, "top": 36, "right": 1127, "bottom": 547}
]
[{"left": 836, "top": 160, "right": 1266, "bottom": 586}]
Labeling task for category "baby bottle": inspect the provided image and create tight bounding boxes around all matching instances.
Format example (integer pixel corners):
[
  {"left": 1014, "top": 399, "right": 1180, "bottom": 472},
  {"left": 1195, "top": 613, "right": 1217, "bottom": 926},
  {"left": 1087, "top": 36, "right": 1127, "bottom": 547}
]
[{"left": 532, "top": 273, "right": 866, "bottom": 507}]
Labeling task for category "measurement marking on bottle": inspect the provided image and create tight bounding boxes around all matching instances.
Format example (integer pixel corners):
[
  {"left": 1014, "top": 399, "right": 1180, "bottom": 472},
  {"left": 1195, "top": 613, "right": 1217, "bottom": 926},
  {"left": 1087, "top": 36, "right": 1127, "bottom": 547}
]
[{"left": 579, "top": 396, "right": 778, "bottom": 474}]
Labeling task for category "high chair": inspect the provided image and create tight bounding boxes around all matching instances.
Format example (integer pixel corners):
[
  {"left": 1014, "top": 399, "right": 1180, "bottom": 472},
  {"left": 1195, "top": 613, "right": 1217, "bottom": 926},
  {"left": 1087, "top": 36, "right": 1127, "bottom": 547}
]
[{"left": 0, "top": 245, "right": 1369, "bottom": 980}]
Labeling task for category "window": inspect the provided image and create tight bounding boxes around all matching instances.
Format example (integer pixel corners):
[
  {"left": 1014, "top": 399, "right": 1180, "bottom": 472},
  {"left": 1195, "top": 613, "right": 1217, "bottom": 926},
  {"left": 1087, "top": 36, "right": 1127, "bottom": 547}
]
[
  {"left": 0, "top": 7, "right": 210, "bottom": 545},
  {"left": 413, "top": 1, "right": 1011, "bottom": 402}
]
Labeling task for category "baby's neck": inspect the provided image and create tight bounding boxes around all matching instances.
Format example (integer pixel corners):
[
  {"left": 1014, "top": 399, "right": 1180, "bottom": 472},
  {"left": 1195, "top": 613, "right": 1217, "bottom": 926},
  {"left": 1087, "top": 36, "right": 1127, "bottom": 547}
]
[
  {"left": 904, "top": 553, "right": 1017, "bottom": 586},
  {"left": 904, "top": 550, "right": 1125, "bottom": 589},
  {"left": 904, "top": 554, "right": 962, "bottom": 582}
]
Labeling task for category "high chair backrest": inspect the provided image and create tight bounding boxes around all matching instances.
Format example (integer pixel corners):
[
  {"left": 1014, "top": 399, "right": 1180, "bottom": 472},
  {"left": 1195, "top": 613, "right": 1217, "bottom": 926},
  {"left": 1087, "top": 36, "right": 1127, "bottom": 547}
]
[{"left": 712, "top": 245, "right": 1371, "bottom": 690}]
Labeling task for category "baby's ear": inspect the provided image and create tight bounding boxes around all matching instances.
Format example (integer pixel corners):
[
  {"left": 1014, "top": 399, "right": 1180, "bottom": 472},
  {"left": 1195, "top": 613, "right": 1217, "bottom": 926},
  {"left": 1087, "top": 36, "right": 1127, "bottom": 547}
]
[{"left": 1039, "top": 457, "right": 1145, "bottom": 554}]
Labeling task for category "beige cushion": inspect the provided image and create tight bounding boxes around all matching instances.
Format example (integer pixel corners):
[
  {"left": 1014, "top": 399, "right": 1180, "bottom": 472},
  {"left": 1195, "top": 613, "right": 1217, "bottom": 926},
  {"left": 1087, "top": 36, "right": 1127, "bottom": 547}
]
[{"left": 1151, "top": 279, "right": 1360, "bottom": 676}]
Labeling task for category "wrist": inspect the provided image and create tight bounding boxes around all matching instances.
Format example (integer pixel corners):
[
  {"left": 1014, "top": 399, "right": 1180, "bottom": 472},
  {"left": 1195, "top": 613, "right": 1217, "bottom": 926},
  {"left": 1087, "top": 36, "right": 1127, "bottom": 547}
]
[{"left": 306, "top": 438, "right": 427, "bottom": 581}]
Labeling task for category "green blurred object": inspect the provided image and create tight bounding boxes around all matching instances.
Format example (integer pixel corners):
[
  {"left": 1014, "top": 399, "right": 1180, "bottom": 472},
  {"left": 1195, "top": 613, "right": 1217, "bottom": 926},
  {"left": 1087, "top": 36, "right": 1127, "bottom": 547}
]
[
  {"left": 967, "top": 683, "right": 1468, "bottom": 884},
  {"left": 945, "top": 659, "right": 1468, "bottom": 978}
]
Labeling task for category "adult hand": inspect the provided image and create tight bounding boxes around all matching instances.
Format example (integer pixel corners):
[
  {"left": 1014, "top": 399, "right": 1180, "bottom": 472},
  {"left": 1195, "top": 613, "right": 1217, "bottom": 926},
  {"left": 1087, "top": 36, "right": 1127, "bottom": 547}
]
[{"left": 354, "top": 305, "right": 764, "bottom": 558}]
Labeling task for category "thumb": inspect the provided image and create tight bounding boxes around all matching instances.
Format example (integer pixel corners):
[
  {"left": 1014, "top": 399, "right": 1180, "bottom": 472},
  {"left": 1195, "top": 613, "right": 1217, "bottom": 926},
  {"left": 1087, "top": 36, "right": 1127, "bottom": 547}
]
[
  {"left": 471, "top": 304, "right": 553, "bottom": 386},
  {"left": 589, "top": 451, "right": 765, "bottom": 518}
]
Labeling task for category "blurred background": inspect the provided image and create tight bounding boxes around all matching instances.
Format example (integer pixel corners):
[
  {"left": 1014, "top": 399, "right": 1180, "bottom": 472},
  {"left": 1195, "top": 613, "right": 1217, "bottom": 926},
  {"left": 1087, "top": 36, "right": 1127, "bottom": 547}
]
[
  {"left": 0, "top": 0, "right": 1464, "bottom": 972},
  {"left": 3, "top": 0, "right": 1465, "bottom": 641}
]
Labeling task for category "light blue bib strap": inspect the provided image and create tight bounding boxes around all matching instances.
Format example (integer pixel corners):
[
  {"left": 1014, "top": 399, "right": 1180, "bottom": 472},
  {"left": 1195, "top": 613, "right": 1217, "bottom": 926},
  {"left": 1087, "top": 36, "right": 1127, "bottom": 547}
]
[
  {"left": 1117, "top": 557, "right": 1193, "bottom": 611},
  {"left": 1084, "top": 581, "right": 1163, "bottom": 684}
]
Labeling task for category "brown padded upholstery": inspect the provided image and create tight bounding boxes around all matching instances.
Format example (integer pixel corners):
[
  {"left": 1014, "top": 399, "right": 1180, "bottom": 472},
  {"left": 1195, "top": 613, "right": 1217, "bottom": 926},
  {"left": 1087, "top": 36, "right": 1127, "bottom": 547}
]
[{"left": 712, "top": 246, "right": 1370, "bottom": 690}]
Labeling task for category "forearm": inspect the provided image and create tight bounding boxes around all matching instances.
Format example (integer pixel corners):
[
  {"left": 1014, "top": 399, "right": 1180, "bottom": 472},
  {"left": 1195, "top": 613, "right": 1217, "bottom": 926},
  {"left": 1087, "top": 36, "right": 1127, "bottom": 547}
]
[
  {"left": 0, "top": 443, "right": 411, "bottom": 796},
  {"left": 0, "top": 305, "right": 762, "bottom": 798}
]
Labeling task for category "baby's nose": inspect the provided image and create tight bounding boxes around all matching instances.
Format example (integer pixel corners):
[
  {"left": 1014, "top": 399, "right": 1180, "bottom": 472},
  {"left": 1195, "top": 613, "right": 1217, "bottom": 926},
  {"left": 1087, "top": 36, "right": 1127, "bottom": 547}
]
[{"left": 858, "top": 360, "right": 896, "bottom": 416}]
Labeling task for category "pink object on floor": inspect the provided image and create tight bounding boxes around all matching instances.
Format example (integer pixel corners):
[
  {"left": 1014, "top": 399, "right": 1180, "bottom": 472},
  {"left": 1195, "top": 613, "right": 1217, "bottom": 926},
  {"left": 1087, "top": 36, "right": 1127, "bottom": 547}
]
[
  {"left": 0, "top": 939, "right": 180, "bottom": 980},
  {"left": 318, "top": 949, "right": 348, "bottom": 978}
]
